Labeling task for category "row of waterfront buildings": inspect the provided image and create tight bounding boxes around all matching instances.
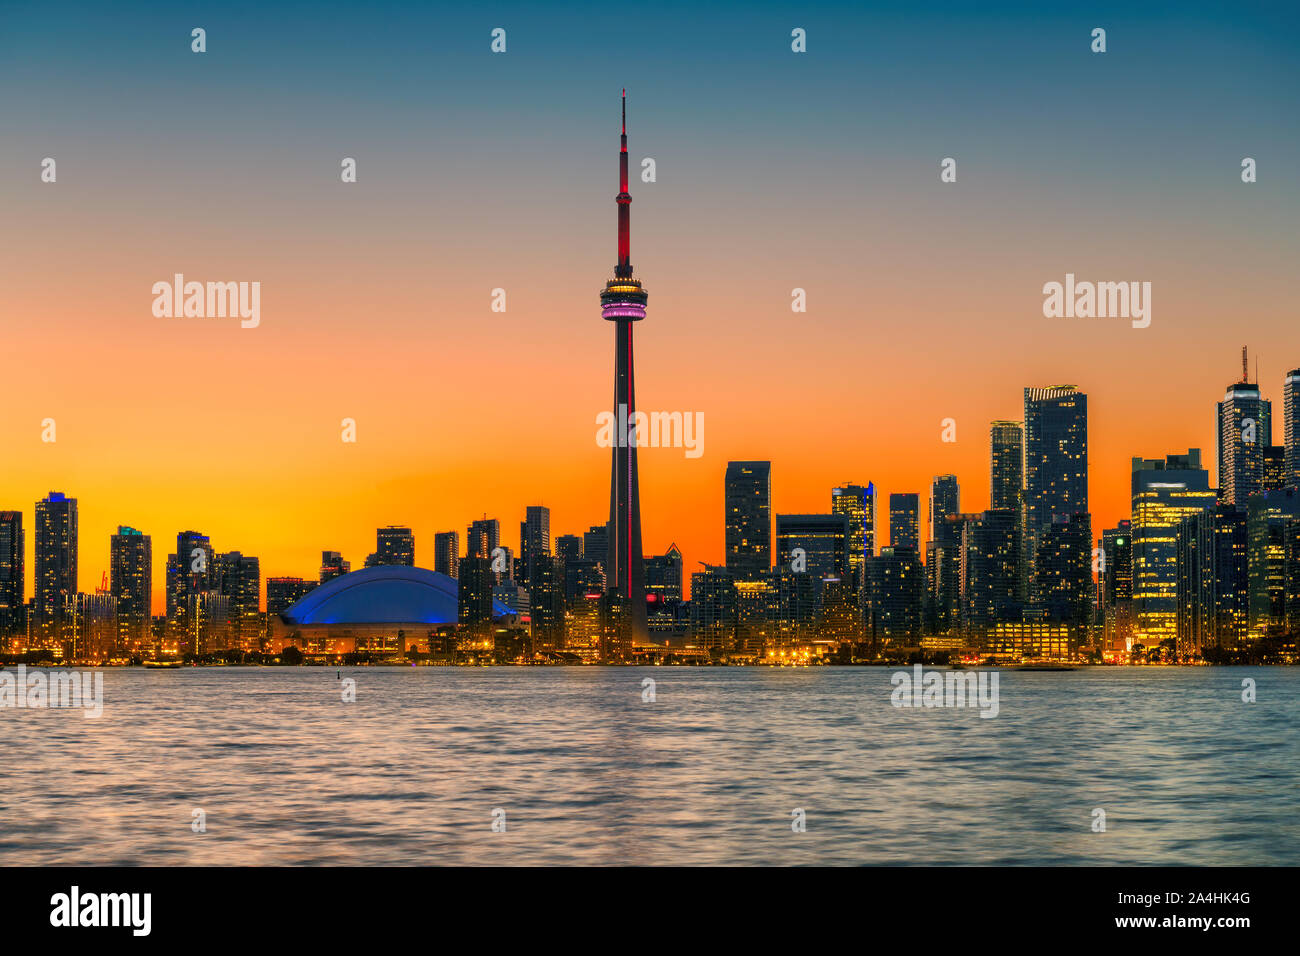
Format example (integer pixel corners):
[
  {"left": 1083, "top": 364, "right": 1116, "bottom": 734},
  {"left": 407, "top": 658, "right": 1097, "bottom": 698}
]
[{"left": 2, "top": 360, "right": 1299, "bottom": 664}]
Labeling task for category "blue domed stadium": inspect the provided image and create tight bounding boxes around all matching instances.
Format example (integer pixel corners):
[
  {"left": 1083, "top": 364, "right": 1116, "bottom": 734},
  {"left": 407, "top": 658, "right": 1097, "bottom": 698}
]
[{"left": 281, "top": 565, "right": 512, "bottom": 626}]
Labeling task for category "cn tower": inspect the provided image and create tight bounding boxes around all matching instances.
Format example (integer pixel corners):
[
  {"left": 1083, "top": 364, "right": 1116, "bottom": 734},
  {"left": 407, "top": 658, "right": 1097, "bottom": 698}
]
[{"left": 600, "top": 89, "right": 649, "bottom": 643}]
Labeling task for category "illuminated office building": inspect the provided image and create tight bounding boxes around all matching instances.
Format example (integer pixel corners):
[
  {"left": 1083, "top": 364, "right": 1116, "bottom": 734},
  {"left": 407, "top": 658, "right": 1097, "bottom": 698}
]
[
  {"left": 1176, "top": 504, "right": 1247, "bottom": 657},
  {"left": 726, "top": 461, "right": 772, "bottom": 579},
  {"left": 1262, "top": 445, "right": 1288, "bottom": 492},
  {"left": 866, "top": 546, "right": 923, "bottom": 645},
  {"left": 528, "top": 554, "right": 565, "bottom": 652},
  {"left": 690, "top": 565, "right": 736, "bottom": 650},
  {"left": 458, "top": 556, "right": 496, "bottom": 638},
  {"left": 1286, "top": 367, "right": 1300, "bottom": 486},
  {"left": 831, "top": 483, "right": 875, "bottom": 589},
  {"left": 1034, "top": 511, "right": 1092, "bottom": 624},
  {"left": 1217, "top": 363, "right": 1272, "bottom": 504},
  {"left": 110, "top": 526, "right": 152, "bottom": 655},
  {"left": 267, "top": 577, "right": 314, "bottom": 616},
  {"left": 319, "top": 550, "right": 350, "bottom": 584},
  {"left": 1024, "top": 386, "right": 1088, "bottom": 601},
  {"left": 888, "top": 492, "right": 919, "bottom": 552},
  {"left": 959, "top": 509, "right": 1020, "bottom": 638},
  {"left": 1246, "top": 486, "right": 1300, "bottom": 637},
  {"left": 990, "top": 420, "right": 1024, "bottom": 511},
  {"left": 520, "top": 506, "right": 551, "bottom": 585},
  {"left": 34, "top": 492, "right": 78, "bottom": 648},
  {"left": 467, "top": 519, "right": 500, "bottom": 560},
  {"left": 1100, "top": 521, "right": 1134, "bottom": 649},
  {"left": 433, "top": 531, "right": 460, "bottom": 580},
  {"left": 1131, "top": 450, "right": 1216, "bottom": 643},
  {"left": 374, "top": 526, "right": 415, "bottom": 567},
  {"left": 925, "top": 476, "right": 962, "bottom": 634},
  {"left": 217, "top": 551, "right": 261, "bottom": 651},
  {"left": 734, "top": 571, "right": 779, "bottom": 653},
  {"left": 0, "top": 511, "right": 23, "bottom": 643},
  {"left": 776, "top": 514, "right": 850, "bottom": 583}
]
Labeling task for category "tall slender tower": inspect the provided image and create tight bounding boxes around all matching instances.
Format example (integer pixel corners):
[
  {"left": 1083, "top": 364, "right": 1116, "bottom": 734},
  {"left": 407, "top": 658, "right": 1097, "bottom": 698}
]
[{"left": 601, "top": 90, "right": 649, "bottom": 642}]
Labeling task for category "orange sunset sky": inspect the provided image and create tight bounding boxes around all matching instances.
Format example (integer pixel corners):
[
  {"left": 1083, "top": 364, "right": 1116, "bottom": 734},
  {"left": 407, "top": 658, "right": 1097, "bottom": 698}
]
[{"left": 2, "top": 3, "right": 1298, "bottom": 611}]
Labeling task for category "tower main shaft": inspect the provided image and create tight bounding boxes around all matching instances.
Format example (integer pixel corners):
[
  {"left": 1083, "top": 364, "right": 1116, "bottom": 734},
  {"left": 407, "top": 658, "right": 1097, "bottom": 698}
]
[{"left": 600, "top": 90, "right": 649, "bottom": 647}]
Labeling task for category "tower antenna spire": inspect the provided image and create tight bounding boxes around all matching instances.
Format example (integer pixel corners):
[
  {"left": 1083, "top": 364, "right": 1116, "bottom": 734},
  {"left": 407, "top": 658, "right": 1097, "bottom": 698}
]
[{"left": 615, "top": 89, "right": 632, "bottom": 277}]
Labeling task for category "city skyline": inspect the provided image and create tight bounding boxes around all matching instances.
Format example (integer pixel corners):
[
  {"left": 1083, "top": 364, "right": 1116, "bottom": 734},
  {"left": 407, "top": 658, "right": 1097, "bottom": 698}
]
[
  {"left": 4, "top": 4, "right": 1299, "bottom": 619},
  {"left": 6, "top": 361, "right": 1300, "bottom": 616}
]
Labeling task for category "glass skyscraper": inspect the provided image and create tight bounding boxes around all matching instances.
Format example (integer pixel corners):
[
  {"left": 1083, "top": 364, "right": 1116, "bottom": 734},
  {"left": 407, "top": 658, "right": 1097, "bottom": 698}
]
[
  {"left": 888, "top": 492, "right": 919, "bottom": 552},
  {"left": 433, "top": 531, "right": 460, "bottom": 579},
  {"left": 725, "top": 461, "right": 772, "bottom": 579},
  {"left": 34, "top": 491, "right": 78, "bottom": 648},
  {"left": 989, "top": 420, "right": 1024, "bottom": 512},
  {"left": 1131, "top": 450, "right": 1215, "bottom": 643},
  {"left": 1286, "top": 368, "right": 1300, "bottom": 487},
  {"left": 832, "top": 482, "right": 875, "bottom": 589},
  {"left": 1024, "top": 386, "right": 1089, "bottom": 603},
  {"left": 110, "top": 525, "right": 152, "bottom": 655},
  {"left": 0, "top": 511, "right": 23, "bottom": 643},
  {"left": 1217, "top": 380, "right": 1272, "bottom": 505}
]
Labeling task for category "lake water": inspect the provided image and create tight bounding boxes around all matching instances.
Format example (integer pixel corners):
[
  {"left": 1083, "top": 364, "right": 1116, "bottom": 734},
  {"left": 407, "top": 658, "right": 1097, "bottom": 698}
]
[{"left": 1, "top": 666, "right": 1295, "bottom": 865}]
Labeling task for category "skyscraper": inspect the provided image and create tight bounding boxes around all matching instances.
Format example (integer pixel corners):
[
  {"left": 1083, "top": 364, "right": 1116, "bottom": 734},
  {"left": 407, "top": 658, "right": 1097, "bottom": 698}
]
[
  {"left": 959, "top": 509, "right": 1020, "bottom": 637},
  {"left": 775, "top": 514, "right": 851, "bottom": 586},
  {"left": 319, "top": 550, "right": 350, "bottom": 584},
  {"left": 726, "top": 461, "right": 772, "bottom": 579},
  {"left": 1024, "top": 386, "right": 1088, "bottom": 601},
  {"left": 433, "top": 531, "right": 460, "bottom": 579},
  {"left": 467, "top": 519, "right": 500, "bottom": 560},
  {"left": 520, "top": 505, "right": 551, "bottom": 585},
  {"left": 555, "top": 534, "right": 583, "bottom": 566},
  {"left": 1217, "top": 354, "right": 1272, "bottom": 505},
  {"left": 266, "top": 577, "right": 314, "bottom": 616},
  {"left": 888, "top": 492, "right": 919, "bottom": 552},
  {"left": 1245, "top": 486, "right": 1300, "bottom": 637},
  {"left": 689, "top": 565, "right": 737, "bottom": 650},
  {"left": 527, "top": 554, "right": 565, "bottom": 652},
  {"left": 831, "top": 482, "right": 874, "bottom": 585},
  {"left": 601, "top": 90, "right": 650, "bottom": 642},
  {"left": 34, "top": 492, "right": 78, "bottom": 647},
  {"left": 217, "top": 551, "right": 261, "bottom": 651},
  {"left": 169, "top": 530, "right": 215, "bottom": 642},
  {"left": 990, "top": 420, "right": 1024, "bottom": 512},
  {"left": 925, "top": 476, "right": 961, "bottom": 634},
  {"left": 928, "top": 475, "right": 960, "bottom": 548},
  {"left": 583, "top": 524, "right": 609, "bottom": 570},
  {"left": 644, "top": 544, "right": 684, "bottom": 604},
  {"left": 1286, "top": 367, "right": 1300, "bottom": 487},
  {"left": 1131, "top": 450, "right": 1216, "bottom": 644},
  {"left": 866, "top": 546, "right": 923, "bottom": 644},
  {"left": 1100, "top": 521, "right": 1134, "bottom": 650},
  {"left": 110, "top": 526, "right": 152, "bottom": 655},
  {"left": 457, "top": 556, "right": 495, "bottom": 639},
  {"left": 1263, "top": 445, "right": 1287, "bottom": 492},
  {"left": 374, "top": 526, "right": 415, "bottom": 567},
  {"left": 645, "top": 544, "right": 684, "bottom": 637},
  {"left": 1034, "top": 512, "right": 1091, "bottom": 625},
  {"left": 1176, "top": 504, "right": 1247, "bottom": 657},
  {"left": 0, "top": 511, "right": 23, "bottom": 643}
]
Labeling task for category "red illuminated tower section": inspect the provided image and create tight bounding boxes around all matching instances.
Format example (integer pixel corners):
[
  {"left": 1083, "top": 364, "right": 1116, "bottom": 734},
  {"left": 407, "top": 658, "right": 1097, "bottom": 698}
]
[{"left": 600, "top": 90, "right": 649, "bottom": 646}]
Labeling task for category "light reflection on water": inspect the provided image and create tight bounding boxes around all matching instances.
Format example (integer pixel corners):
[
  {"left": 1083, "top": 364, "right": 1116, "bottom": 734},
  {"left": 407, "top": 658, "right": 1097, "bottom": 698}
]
[{"left": 1, "top": 666, "right": 1295, "bottom": 865}]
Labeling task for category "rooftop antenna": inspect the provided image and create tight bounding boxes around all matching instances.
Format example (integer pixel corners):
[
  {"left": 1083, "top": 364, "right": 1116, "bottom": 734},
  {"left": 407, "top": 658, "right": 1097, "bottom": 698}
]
[{"left": 1242, "top": 346, "right": 1248, "bottom": 384}]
